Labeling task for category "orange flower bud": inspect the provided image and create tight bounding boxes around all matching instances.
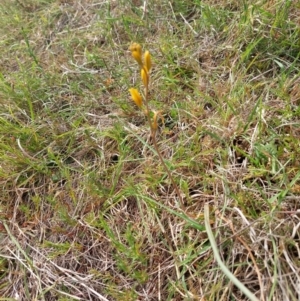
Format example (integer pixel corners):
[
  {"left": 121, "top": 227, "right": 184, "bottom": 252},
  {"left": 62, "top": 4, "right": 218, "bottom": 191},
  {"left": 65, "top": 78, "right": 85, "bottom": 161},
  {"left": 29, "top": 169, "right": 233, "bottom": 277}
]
[
  {"left": 129, "top": 43, "right": 143, "bottom": 66},
  {"left": 144, "top": 51, "right": 152, "bottom": 72},
  {"left": 129, "top": 88, "right": 143, "bottom": 108},
  {"left": 151, "top": 111, "right": 163, "bottom": 132},
  {"left": 141, "top": 67, "right": 148, "bottom": 87}
]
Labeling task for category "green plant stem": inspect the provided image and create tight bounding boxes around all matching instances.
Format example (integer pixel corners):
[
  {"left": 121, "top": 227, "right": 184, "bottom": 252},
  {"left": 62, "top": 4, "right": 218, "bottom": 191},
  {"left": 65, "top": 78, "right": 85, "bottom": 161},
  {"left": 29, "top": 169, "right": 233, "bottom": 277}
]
[
  {"left": 144, "top": 78, "right": 185, "bottom": 210},
  {"left": 152, "top": 136, "right": 185, "bottom": 210}
]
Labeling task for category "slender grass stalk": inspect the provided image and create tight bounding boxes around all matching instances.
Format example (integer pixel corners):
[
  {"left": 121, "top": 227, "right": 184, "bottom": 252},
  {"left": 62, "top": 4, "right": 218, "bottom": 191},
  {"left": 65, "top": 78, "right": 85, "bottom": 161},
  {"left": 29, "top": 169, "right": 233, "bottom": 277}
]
[
  {"left": 3, "top": 222, "right": 45, "bottom": 301},
  {"left": 204, "top": 204, "right": 259, "bottom": 301}
]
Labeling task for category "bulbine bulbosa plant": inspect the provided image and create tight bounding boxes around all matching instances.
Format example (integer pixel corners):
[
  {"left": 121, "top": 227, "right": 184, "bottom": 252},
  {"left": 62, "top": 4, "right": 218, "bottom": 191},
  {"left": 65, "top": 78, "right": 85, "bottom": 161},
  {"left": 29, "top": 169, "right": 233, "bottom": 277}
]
[{"left": 128, "top": 43, "right": 184, "bottom": 210}]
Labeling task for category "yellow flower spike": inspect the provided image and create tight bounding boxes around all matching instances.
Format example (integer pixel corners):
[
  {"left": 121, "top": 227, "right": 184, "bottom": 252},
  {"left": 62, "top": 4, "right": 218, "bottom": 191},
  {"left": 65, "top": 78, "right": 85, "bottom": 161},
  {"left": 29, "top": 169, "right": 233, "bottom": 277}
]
[
  {"left": 129, "top": 43, "right": 143, "bottom": 66},
  {"left": 144, "top": 51, "right": 152, "bottom": 72},
  {"left": 141, "top": 67, "right": 148, "bottom": 87},
  {"left": 129, "top": 88, "right": 143, "bottom": 108}
]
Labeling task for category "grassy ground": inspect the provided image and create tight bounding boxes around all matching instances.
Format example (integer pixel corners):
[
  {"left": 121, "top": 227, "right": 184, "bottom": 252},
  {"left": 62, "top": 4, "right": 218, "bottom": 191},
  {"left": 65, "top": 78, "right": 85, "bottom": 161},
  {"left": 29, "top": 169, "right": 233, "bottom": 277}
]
[{"left": 0, "top": 0, "right": 299, "bottom": 300}]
